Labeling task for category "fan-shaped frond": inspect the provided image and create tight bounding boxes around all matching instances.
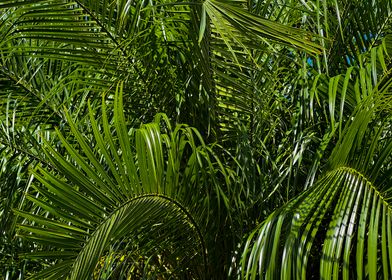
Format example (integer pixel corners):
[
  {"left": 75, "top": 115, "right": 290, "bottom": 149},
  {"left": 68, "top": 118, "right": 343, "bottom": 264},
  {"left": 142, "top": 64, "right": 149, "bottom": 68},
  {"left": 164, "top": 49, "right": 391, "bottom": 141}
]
[
  {"left": 240, "top": 71, "right": 392, "bottom": 279},
  {"left": 240, "top": 166, "right": 392, "bottom": 279},
  {"left": 18, "top": 195, "right": 206, "bottom": 279},
  {"left": 15, "top": 82, "right": 230, "bottom": 279}
]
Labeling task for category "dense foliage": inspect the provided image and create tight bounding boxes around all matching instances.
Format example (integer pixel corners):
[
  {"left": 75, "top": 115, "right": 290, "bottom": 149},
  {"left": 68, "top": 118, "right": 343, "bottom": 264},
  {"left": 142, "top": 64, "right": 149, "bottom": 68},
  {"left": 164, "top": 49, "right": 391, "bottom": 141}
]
[{"left": 1, "top": 0, "right": 392, "bottom": 279}]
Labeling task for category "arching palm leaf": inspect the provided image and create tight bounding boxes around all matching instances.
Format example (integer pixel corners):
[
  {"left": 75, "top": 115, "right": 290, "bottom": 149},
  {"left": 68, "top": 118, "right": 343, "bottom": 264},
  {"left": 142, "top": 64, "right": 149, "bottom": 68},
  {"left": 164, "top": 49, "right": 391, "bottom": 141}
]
[
  {"left": 240, "top": 68, "right": 392, "bottom": 279},
  {"left": 15, "top": 83, "right": 229, "bottom": 279},
  {"left": 240, "top": 165, "right": 392, "bottom": 279}
]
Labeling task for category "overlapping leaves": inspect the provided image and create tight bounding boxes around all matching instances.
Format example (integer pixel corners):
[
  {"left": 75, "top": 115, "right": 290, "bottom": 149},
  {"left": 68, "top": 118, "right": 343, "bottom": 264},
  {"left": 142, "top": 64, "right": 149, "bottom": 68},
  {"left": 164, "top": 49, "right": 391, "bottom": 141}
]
[
  {"left": 240, "top": 59, "right": 392, "bottom": 279},
  {"left": 15, "top": 83, "right": 230, "bottom": 279}
]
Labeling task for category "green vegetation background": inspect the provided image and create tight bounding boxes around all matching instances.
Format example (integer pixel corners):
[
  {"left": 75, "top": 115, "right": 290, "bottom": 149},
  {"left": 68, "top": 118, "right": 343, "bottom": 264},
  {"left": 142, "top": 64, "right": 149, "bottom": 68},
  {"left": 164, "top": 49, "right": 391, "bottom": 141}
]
[{"left": 1, "top": 0, "right": 392, "bottom": 279}]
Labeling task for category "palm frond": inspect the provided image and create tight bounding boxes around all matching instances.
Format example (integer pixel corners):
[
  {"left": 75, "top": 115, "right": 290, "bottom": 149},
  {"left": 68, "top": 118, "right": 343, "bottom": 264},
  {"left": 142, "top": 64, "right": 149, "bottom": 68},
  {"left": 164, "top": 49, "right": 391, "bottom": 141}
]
[
  {"left": 19, "top": 195, "right": 206, "bottom": 279},
  {"left": 15, "top": 82, "right": 231, "bottom": 279},
  {"left": 240, "top": 166, "right": 392, "bottom": 279},
  {"left": 239, "top": 69, "right": 392, "bottom": 279}
]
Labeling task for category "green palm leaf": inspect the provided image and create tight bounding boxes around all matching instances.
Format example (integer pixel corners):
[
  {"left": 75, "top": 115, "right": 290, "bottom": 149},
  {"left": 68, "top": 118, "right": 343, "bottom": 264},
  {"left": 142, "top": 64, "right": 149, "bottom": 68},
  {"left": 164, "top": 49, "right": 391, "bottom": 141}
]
[
  {"left": 240, "top": 72, "right": 392, "bottom": 279},
  {"left": 240, "top": 166, "right": 392, "bottom": 279},
  {"left": 15, "top": 82, "right": 230, "bottom": 279}
]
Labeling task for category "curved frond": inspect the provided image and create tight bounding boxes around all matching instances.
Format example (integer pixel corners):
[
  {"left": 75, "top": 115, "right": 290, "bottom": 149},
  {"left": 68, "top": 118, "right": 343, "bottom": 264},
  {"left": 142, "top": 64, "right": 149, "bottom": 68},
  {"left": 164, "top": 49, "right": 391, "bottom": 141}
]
[
  {"left": 19, "top": 195, "right": 205, "bottom": 279},
  {"left": 15, "top": 82, "right": 229, "bottom": 279},
  {"left": 240, "top": 166, "right": 392, "bottom": 279},
  {"left": 240, "top": 71, "right": 392, "bottom": 279}
]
